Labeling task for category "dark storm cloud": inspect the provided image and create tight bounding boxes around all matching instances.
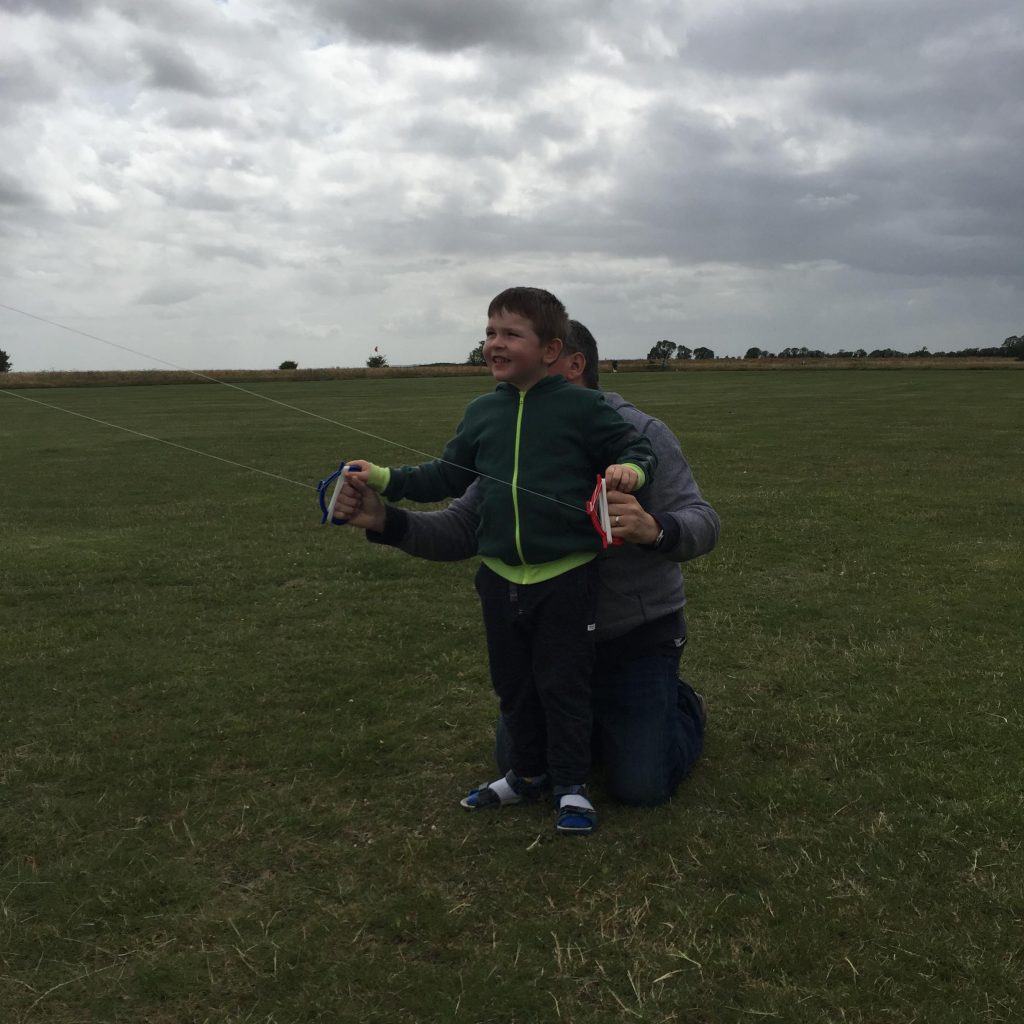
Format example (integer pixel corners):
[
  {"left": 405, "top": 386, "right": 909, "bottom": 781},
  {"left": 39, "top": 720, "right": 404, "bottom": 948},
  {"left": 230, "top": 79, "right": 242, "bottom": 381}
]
[
  {"left": 593, "top": 95, "right": 1024, "bottom": 281},
  {"left": 136, "top": 281, "right": 206, "bottom": 305},
  {"left": 667, "top": 0, "right": 1024, "bottom": 172},
  {"left": 145, "top": 180, "right": 242, "bottom": 213},
  {"left": 0, "top": 170, "right": 41, "bottom": 207},
  {"left": 0, "top": 0, "right": 88, "bottom": 17},
  {"left": 814, "top": 48, "right": 1024, "bottom": 143},
  {"left": 403, "top": 105, "right": 583, "bottom": 162},
  {"left": 303, "top": 0, "right": 611, "bottom": 53},
  {"left": 0, "top": 51, "right": 62, "bottom": 107},
  {"left": 383, "top": 64, "right": 1022, "bottom": 290},
  {"left": 287, "top": 0, "right": 1023, "bottom": 281},
  {"left": 138, "top": 41, "right": 222, "bottom": 96},
  {"left": 192, "top": 242, "right": 269, "bottom": 268},
  {"left": 683, "top": 0, "right": 1013, "bottom": 78}
]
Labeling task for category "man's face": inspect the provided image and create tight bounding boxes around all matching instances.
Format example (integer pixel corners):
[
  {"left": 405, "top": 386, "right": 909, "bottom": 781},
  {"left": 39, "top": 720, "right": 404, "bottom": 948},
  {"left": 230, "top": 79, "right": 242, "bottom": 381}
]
[{"left": 483, "top": 309, "right": 559, "bottom": 390}]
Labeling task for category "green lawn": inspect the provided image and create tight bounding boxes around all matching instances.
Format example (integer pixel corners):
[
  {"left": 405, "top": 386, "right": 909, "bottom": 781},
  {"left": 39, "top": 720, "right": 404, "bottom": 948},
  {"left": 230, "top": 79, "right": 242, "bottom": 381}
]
[{"left": 2, "top": 370, "right": 1021, "bottom": 1023}]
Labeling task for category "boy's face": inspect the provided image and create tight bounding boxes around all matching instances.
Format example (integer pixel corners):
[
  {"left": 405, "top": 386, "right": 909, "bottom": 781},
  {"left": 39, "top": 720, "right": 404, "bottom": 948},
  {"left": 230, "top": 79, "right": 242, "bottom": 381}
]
[{"left": 483, "top": 309, "right": 562, "bottom": 391}]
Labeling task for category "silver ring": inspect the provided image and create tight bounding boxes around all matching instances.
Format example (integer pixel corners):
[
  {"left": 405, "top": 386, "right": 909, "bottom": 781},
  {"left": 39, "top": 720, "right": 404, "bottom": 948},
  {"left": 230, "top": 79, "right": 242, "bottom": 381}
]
[{"left": 613, "top": 515, "right": 621, "bottom": 526}]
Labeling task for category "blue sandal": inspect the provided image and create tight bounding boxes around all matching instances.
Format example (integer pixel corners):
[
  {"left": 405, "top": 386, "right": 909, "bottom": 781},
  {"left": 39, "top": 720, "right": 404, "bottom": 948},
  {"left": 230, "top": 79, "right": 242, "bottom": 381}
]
[
  {"left": 555, "top": 786, "right": 597, "bottom": 835},
  {"left": 460, "top": 770, "right": 548, "bottom": 810}
]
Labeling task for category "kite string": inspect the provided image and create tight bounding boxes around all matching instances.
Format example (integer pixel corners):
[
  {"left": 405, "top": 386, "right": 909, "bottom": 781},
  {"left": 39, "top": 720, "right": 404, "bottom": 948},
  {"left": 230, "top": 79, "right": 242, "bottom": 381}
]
[
  {"left": 1, "top": 388, "right": 317, "bottom": 491},
  {"left": 0, "top": 301, "right": 586, "bottom": 512}
]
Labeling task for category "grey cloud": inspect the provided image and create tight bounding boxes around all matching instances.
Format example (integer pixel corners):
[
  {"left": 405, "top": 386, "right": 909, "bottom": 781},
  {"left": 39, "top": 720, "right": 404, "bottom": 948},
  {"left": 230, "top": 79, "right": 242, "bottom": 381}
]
[
  {"left": 161, "top": 103, "right": 237, "bottom": 131},
  {"left": 139, "top": 42, "right": 221, "bottom": 96},
  {"left": 109, "top": 0, "right": 241, "bottom": 44},
  {"left": 174, "top": 187, "right": 241, "bottom": 212},
  {"left": 43, "top": 29, "right": 138, "bottom": 92},
  {"left": 192, "top": 243, "right": 268, "bottom": 268},
  {"left": 144, "top": 180, "right": 241, "bottom": 213},
  {"left": 684, "top": 0, "right": 1013, "bottom": 78},
  {"left": 0, "top": 52, "right": 62, "bottom": 106},
  {"left": 814, "top": 48, "right": 1024, "bottom": 143},
  {"left": 308, "top": 0, "right": 548, "bottom": 51},
  {"left": 379, "top": 83, "right": 1023, "bottom": 288},
  {"left": 0, "top": 0, "right": 88, "bottom": 17},
  {"left": 402, "top": 113, "right": 514, "bottom": 160},
  {"left": 304, "top": 0, "right": 614, "bottom": 53},
  {"left": 401, "top": 106, "right": 583, "bottom": 162},
  {"left": 136, "top": 281, "right": 207, "bottom": 305},
  {"left": 5, "top": 0, "right": 1022, "bottom": 371},
  {"left": 595, "top": 96, "right": 1024, "bottom": 281},
  {"left": 0, "top": 170, "right": 40, "bottom": 207},
  {"left": 518, "top": 109, "right": 584, "bottom": 146}
]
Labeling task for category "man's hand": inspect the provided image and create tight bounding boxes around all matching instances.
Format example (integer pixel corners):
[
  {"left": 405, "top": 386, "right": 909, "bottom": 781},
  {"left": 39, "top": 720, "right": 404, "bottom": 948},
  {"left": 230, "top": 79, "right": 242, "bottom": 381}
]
[
  {"left": 606, "top": 489, "right": 662, "bottom": 546},
  {"left": 604, "top": 464, "right": 639, "bottom": 493},
  {"left": 333, "top": 465, "right": 387, "bottom": 531}
]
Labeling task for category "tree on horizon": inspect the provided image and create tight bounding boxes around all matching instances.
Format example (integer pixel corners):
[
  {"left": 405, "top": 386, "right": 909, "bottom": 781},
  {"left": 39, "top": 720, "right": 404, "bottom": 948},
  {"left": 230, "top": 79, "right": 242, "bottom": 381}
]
[{"left": 646, "top": 340, "right": 677, "bottom": 367}]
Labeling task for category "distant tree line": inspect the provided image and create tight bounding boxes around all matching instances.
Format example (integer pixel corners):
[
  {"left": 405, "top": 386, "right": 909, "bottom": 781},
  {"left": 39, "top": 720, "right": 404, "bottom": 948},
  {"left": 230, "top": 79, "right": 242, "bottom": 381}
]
[
  {"left": 742, "top": 337, "right": 1024, "bottom": 360},
  {"left": 460, "top": 335, "right": 1024, "bottom": 367}
]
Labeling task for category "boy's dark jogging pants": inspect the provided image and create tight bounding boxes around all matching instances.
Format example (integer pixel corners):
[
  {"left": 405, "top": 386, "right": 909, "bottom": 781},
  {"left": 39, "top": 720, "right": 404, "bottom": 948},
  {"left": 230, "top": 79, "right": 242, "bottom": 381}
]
[{"left": 474, "top": 560, "right": 598, "bottom": 788}]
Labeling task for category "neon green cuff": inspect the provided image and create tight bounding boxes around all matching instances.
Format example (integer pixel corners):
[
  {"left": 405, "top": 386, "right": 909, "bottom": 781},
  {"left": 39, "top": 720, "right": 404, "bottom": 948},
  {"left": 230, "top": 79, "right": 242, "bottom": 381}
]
[
  {"left": 623, "top": 463, "right": 646, "bottom": 490},
  {"left": 367, "top": 465, "right": 391, "bottom": 492}
]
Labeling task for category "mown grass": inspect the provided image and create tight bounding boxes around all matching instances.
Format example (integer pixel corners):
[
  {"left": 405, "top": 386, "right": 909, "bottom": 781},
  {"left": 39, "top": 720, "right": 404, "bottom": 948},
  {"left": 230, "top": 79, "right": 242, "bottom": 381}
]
[{"left": 1, "top": 370, "right": 1022, "bottom": 1023}]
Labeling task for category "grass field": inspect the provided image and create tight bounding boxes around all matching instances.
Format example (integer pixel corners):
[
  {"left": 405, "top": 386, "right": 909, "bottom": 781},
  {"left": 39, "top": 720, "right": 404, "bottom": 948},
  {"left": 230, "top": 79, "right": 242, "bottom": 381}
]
[{"left": 1, "top": 370, "right": 1022, "bottom": 1023}]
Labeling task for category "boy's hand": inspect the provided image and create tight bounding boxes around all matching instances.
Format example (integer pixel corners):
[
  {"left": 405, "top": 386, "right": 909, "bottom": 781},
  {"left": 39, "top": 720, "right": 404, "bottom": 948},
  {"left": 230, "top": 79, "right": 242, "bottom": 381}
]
[
  {"left": 604, "top": 464, "right": 639, "bottom": 493},
  {"left": 343, "top": 459, "right": 374, "bottom": 484}
]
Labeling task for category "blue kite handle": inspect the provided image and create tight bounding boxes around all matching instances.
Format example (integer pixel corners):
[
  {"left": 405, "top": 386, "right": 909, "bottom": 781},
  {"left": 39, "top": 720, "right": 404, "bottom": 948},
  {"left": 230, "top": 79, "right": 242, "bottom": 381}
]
[{"left": 317, "top": 461, "right": 354, "bottom": 525}]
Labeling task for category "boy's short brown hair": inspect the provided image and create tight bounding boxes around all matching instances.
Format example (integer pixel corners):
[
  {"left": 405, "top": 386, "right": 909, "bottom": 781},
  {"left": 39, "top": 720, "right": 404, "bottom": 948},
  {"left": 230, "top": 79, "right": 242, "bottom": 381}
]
[{"left": 487, "top": 287, "right": 570, "bottom": 347}]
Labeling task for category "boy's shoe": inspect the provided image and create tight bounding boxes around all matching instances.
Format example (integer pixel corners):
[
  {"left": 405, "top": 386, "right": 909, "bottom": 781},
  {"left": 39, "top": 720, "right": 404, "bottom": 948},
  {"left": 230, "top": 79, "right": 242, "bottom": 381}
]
[
  {"left": 554, "top": 785, "right": 597, "bottom": 836},
  {"left": 460, "top": 770, "right": 548, "bottom": 810}
]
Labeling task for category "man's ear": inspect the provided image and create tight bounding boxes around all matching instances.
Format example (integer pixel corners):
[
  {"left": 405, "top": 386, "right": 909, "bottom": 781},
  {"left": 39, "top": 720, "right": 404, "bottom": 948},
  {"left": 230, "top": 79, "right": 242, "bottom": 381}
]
[
  {"left": 562, "top": 352, "right": 586, "bottom": 382},
  {"left": 543, "top": 337, "right": 565, "bottom": 366}
]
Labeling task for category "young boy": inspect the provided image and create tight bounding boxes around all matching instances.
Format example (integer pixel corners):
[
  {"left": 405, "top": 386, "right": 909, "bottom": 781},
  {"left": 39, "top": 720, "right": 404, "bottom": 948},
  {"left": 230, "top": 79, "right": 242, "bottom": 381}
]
[{"left": 343, "top": 288, "right": 656, "bottom": 834}]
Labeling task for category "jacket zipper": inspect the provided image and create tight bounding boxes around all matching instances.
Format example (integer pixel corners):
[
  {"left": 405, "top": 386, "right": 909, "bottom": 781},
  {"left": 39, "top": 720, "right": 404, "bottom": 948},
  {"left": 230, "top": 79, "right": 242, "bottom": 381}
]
[{"left": 512, "top": 390, "right": 526, "bottom": 563}]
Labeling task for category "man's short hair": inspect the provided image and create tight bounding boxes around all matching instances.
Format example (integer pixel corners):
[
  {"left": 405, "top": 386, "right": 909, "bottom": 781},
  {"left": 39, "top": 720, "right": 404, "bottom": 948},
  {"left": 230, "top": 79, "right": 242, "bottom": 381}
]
[
  {"left": 487, "top": 287, "right": 570, "bottom": 347},
  {"left": 564, "top": 319, "right": 600, "bottom": 389}
]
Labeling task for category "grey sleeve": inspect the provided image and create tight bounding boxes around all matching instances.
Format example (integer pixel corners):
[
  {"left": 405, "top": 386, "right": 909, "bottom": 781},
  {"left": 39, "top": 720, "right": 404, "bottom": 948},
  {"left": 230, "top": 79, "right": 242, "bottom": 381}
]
[
  {"left": 369, "top": 480, "right": 482, "bottom": 562},
  {"left": 644, "top": 418, "right": 720, "bottom": 563}
]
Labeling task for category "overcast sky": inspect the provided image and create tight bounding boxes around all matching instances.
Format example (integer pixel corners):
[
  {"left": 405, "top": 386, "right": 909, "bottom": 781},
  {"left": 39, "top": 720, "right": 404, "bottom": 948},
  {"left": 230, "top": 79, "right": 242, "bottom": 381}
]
[{"left": 1, "top": 0, "right": 1022, "bottom": 372}]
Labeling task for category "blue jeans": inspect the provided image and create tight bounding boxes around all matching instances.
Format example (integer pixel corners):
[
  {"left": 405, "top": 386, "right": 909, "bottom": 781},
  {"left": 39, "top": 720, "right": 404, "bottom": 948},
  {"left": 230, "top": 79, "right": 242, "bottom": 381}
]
[{"left": 495, "top": 650, "right": 705, "bottom": 806}]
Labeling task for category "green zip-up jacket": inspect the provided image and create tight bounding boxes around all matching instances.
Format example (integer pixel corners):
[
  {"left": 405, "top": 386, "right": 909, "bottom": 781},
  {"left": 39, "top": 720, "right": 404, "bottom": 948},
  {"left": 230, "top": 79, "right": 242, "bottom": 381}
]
[{"left": 368, "top": 375, "right": 657, "bottom": 582}]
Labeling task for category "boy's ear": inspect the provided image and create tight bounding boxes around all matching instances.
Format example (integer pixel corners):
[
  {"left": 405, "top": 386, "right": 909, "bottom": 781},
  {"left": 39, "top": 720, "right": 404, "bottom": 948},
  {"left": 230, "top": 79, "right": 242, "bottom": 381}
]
[{"left": 543, "top": 337, "right": 565, "bottom": 366}]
